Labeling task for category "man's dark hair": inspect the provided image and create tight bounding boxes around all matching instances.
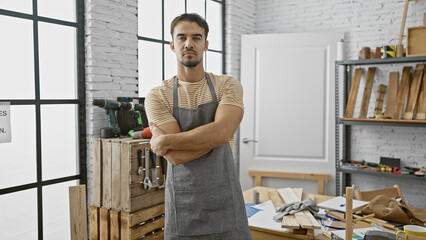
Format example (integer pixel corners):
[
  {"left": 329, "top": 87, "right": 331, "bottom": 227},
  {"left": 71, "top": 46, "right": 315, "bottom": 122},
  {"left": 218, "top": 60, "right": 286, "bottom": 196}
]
[{"left": 170, "top": 13, "right": 209, "bottom": 41}]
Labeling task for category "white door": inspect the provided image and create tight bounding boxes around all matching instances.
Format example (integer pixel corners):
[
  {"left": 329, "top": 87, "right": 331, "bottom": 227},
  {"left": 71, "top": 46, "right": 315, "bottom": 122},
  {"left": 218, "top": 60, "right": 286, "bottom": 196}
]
[{"left": 239, "top": 33, "right": 343, "bottom": 196}]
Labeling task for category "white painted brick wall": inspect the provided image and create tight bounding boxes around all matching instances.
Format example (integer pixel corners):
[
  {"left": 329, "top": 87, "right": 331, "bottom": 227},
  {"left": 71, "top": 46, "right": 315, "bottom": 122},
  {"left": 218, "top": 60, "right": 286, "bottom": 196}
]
[
  {"left": 253, "top": 0, "right": 426, "bottom": 208},
  {"left": 85, "top": 0, "right": 138, "bottom": 205},
  {"left": 225, "top": 0, "right": 256, "bottom": 169}
]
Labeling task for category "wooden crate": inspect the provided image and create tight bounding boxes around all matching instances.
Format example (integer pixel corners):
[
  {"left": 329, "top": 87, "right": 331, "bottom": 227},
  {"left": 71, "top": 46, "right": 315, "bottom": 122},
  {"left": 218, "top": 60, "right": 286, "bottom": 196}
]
[
  {"left": 407, "top": 26, "right": 426, "bottom": 57},
  {"left": 92, "top": 138, "right": 165, "bottom": 213},
  {"left": 90, "top": 204, "right": 165, "bottom": 240}
]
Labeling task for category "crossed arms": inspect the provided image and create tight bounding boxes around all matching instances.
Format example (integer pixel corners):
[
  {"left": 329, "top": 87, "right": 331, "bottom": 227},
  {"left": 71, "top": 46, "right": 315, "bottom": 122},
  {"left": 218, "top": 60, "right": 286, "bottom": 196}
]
[{"left": 149, "top": 104, "right": 243, "bottom": 165}]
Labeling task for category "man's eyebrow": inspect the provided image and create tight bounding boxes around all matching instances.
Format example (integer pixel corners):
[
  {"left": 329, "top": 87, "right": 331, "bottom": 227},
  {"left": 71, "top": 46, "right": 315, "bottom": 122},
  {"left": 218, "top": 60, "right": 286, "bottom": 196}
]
[{"left": 176, "top": 33, "right": 203, "bottom": 38}]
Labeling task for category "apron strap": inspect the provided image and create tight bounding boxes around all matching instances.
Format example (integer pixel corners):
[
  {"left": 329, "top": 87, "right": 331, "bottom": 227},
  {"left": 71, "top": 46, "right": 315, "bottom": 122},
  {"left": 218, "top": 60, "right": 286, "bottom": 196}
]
[
  {"left": 205, "top": 73, "right": 217, "bottom": 103},
  {"left": 173, "top": 72, "right": 217, "bottom": 119},
  {"left": 173, "top": 76, "right": 179, "bottom": 119}
]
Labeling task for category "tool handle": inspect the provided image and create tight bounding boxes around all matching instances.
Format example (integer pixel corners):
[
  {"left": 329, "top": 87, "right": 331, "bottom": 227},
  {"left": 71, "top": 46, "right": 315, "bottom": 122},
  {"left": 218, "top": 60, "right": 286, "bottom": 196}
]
[
  {"left": 160, "top": 156, "right": 166, "bottom": 175},
  {"left": 137, "top": 149, "right": 143, "bottom": 166},
  {"left": 151, "top": 151, "right": 157, "bottom": 169}
]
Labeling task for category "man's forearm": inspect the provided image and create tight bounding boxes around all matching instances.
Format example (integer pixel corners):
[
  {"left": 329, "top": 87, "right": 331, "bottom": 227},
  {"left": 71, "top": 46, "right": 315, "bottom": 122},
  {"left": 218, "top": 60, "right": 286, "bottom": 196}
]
[
  {"left": 164, "top": 149, "right": 211, "bottom": 165},
  {"left": 163, "top": 121, "right": 232, "bottom": 152}
]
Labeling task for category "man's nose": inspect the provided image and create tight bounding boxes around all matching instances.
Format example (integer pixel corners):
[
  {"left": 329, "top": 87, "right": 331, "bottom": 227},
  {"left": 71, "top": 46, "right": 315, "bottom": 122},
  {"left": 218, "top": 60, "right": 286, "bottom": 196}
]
[{"left": 184, "top": 39, "right": 194, "bottom": 49}]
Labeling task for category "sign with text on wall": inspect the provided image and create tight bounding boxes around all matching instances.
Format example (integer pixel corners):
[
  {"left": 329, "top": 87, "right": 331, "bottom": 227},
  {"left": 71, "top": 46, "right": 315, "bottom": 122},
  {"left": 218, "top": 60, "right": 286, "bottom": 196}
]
[{"left": 0, "top": 102, "right": 11, "bottom": 143}]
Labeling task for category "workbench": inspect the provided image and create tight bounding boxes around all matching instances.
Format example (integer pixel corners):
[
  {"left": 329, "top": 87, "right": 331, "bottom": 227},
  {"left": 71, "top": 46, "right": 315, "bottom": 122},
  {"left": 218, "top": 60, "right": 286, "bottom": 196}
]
[{"left": 243, "top": 186, "right": 371, "bottom": 240}]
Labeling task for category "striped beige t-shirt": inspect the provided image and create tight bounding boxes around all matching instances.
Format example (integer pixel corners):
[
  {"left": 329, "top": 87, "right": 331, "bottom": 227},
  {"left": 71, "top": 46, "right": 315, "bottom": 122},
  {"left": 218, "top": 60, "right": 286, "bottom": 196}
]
[{"left": 145, "top": 73, "right": 244, "bottom": 151}]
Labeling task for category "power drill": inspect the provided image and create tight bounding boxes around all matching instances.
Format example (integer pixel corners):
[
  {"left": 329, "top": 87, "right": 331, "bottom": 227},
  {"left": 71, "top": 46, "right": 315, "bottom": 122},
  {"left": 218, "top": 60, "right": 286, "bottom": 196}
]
[
  {"left": 92, "top": 99, "right": 122, "bottom": 138},
  {"left": 93, "top": 99, "right": 145, "bottom": 138}
]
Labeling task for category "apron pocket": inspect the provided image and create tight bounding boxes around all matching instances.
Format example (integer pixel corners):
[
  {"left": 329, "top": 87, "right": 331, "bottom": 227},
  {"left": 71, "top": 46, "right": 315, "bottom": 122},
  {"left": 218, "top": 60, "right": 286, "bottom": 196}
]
[{"left": 175, "top": 185, "right": 237, "bottom": 236}]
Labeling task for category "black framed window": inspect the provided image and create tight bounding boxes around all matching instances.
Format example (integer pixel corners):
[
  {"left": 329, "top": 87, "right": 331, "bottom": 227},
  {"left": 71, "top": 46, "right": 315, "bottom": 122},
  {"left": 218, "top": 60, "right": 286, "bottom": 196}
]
[
  {"left": 137, "top": 0, "right": 225, "bottom": 97},
  {"left": 0, "top": 0, "right": 86, "bottom": 239}
]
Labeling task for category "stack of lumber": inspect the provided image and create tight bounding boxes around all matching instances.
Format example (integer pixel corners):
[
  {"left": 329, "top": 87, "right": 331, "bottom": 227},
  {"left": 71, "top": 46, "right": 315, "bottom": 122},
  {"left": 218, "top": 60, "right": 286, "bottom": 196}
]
[
  {"left": 344, "top": 64, "right": 426, "bottom": 121},
  {"left": 268, "top": 188, "right": 321, "bottom": 238}
]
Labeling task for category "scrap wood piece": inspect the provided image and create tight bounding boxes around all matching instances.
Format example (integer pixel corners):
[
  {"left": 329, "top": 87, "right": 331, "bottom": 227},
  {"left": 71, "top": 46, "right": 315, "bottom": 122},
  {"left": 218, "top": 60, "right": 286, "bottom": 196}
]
[
  {"left": 345, "top": 68, "right": 364, "bottom": 118},
  {"left": 416, "top": 71, "right": 426, "bottom": 120},
  {"left": 279, "top": 188, "right": 302, "bottom": 229},
  {"left": 395, "top": 66, "right": 412, "bottom": 119},
  {"left": 282, "top": 215, "right": 301, "bottom": 229},
  {"left": 302, "top": 210, "right": 321, "bottom": 229},
  {"left": 374, "top": 84, "right": 387, "bottom": 116},
  {"left": 295, "top": 211, "right": 314, "bottom": 229},
  {"left": 359, "top": 67, "right": 377, "bottom": 118},
  {"left": 278, "top": 188, "right": 320, "bottom": 230},
  {"left": 69, "top": 185, "right": 88, "bottom": 240},
  {"left": 278, "top": 188, "right": 300, "bottom": 204},
  {"left": 292, "top": 188, "right": 303, "bottom": 200},
  {"left": 268, "top": 190, "right": 284, "bottom": 210},
  {"left": 405, "top": 64, "right": 425, "bottom": 119},
  {"left": 385, "top": 72, "right": 399, "bottom": 118}
]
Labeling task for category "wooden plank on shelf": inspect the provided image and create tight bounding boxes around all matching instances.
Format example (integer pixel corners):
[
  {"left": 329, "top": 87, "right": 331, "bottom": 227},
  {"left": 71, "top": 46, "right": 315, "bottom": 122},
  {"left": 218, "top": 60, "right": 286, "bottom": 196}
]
[
  {"left": 404, "top": 64, "right": 425, "bottom": 119},
  {"left": 344, "top": 68, "right": 363, "bottom": 118},
  {"left": 374, "top": 84, "right": 387, "bottom": 116},
  {"left": 385, "top": 72, "right": 399, "bottom": 118},
  {"left": 359, "top": 67, "right": 377, "bottom": 118},
  {"left": 395, "top": 66, "right": 412, "bottom": 119},
  {"left": 416, "top": 71, "right": 426, "bottom": 120},
  {"left": 102, "top": 139, "right": 112, "bottom": 209},
  {"left": 89, "top": 206, "right": 99, "bottom": 240},
  {"left": 69, "top": 185, "right": 88, "bottom": 240}
]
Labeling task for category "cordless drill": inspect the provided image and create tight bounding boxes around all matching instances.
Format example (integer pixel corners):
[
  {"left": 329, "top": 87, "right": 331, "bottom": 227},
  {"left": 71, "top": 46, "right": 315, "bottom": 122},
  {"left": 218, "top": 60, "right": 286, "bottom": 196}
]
[{"left": 92, "top": 99, "right": 121, "bottom": 138}]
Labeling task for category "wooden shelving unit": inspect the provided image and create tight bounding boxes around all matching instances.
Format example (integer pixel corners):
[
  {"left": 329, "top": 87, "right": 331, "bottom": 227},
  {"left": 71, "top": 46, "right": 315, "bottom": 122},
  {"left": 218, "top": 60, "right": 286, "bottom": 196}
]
[{"left": 334, "top": 56, "right": 426, "bottom": 195}]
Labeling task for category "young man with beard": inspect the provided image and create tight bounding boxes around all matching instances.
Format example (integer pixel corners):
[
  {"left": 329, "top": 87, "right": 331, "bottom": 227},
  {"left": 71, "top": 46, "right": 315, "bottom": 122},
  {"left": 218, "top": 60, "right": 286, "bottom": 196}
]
[{"left": 145, "top": 13, "right": 252, "bottom": 240}]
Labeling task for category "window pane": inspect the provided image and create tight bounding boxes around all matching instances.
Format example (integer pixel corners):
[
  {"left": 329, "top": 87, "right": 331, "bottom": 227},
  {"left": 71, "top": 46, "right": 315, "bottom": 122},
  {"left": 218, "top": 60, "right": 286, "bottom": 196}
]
[
  {"left": 0, "top": 1, "right": 32, "bottom": 14},
  {"left": 43, "top": 181, "right": 78, "bottom": 240},
  {"left": 38, "top": 0, "right": 76, "bottom": 22},
  {"left": 0, "top": 15, "right": 34, "bottom": 99},
  {"left": 138, "top": 0, "right": 162, "bottom": 39},
  {"left": 138, "top": 41, "right": 162, "bottom": 97},
  {"left": 164, "top": 0, "right": 185, "bottom": 42},
  {"left": 187, "top": 0, "right": 205, "bottom": 17},
  {"left": 39, "top": 22, "right": 77, "bottom": 99},
  {"left": 206, "top": 51, "right": 222, "bottom": 75},
  {"left": 206, "top": 1, "right": 222, "bottom": 51},
  {"left": 165, "top": 44, "right": 177, "bottom": 79},
  {"left": 0, "top": 105, "right": 37, "bottom": 189},
  {"left": 41, "top": 104, "right": 78, "bottom": 180},
  {"left": 0, "top": 189, "right": 37, "bottom": 239}
]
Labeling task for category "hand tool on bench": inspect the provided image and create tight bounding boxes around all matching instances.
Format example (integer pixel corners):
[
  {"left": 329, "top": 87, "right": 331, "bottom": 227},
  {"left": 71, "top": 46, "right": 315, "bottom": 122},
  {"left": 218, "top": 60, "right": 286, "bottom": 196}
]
[
  {"left": 137, "top": 149, "right": 143, "bottom": 176},
  {"left": 158, "top": 156, "right": 166, "bottom": 189},
  {"left": 150, "top": 150, "right": 160, "bottom": 188},
  {"left": 142, "top": 147, "right": 153, "bottom": 189}
]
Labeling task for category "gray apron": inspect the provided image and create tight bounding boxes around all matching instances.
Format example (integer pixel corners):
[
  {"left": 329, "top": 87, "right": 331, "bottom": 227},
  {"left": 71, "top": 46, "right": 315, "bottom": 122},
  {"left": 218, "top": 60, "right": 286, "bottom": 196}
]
[{"left": 164, "top": 73, "right": 252, "bottom": 240}]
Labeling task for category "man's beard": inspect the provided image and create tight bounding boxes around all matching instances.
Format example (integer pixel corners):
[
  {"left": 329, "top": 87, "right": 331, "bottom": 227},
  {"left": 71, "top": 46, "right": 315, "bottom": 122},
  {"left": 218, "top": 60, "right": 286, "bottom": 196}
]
[{"left": 179, "top": 58, "right": 202, "bottom": 68}]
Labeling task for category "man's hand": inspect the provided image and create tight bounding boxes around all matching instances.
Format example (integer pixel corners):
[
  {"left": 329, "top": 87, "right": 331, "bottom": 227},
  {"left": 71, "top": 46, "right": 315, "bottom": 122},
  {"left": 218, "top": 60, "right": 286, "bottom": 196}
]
[{"left": 149, "top": 122, "right": 169, "bottom": 156}]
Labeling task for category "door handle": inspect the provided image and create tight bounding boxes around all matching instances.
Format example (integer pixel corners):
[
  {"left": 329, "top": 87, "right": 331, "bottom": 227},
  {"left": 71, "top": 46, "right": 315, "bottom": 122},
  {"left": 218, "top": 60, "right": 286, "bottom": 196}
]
[{"left": 242, "top": 138, "right": 258, "bottom": 144}]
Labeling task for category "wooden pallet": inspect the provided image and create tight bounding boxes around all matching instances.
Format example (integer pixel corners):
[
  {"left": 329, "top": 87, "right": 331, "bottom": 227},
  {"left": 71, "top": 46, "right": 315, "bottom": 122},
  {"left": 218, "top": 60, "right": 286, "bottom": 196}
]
[
  {"left": 89, "top": 204, "right": 165, "bottom": 240},
  {"left": 92, "top": 138, "right": 165, "bottom": 213}
]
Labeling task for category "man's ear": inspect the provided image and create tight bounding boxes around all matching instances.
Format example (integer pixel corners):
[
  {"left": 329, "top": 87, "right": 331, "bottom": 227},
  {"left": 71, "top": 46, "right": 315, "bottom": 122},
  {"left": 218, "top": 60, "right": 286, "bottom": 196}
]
[
  {"left": 204, "top": 40, "right": 209, "bottom": 51},
  {"left": 170, "top": 41, "right": 175, "bottom": 53}
]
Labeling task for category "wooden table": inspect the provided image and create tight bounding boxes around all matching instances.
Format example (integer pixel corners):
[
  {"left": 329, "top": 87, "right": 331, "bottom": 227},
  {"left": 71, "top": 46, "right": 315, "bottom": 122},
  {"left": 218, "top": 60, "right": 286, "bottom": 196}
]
[{"left": 243, "top": 186, "right": 370, "bottom": 240}]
